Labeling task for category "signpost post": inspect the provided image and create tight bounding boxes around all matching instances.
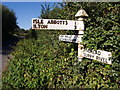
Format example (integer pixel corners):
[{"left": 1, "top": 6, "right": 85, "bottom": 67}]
[{"left": 75, "top": 9, "right": 88, "bottom": 61}]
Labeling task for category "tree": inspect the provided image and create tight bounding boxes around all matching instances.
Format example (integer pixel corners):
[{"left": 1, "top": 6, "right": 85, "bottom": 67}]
[
  {"left": 39, "top": 3, "right": 62, "bottom": 19},
  {"left": 2, "top": 5, "right": 19, "bottom": 40},
  {"left": 39, "top": 3, "right": 52, "bottom": 19}
]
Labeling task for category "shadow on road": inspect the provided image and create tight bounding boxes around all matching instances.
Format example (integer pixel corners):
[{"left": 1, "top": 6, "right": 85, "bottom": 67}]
[
  {"left": 2, "top": 35, "right": 25, "bottom": 70},
  {"left": 2, "top": 36, "right": 21, "bottom": 54}
]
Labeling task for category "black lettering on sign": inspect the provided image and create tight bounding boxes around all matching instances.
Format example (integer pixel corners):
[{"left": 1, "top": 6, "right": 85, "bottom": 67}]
[
  {"left": 47, "top": 20, "right": 51, "bottom": 24},
  {"left": 53, "top": 20, "right": 56, "bottom": 24},
  {"left": 66, "top": 21, "right": 68, "bottom": 25},
  {"left": 101, "top": 58, "right": 104, "bottom": 62},
  {"left": 47, "top": 20, "right": 68, "bottom": 25},
  {"left": 92, "top": 55, "right": 94, "bottom": 58},
  {"left": 96, "top": 56, "right": 108, "bottom": 63},
  {"left": 54, "top": 20, "right": 57, "bottom": 24},
  {"left": 96, "top": 56, "right": 100, "bottom": 60},
  {"left": 51, "top": 20, "right": 54, "bottom": 24},
  {"left": 89, "top": 54, "right": 94, "bottom": 59},
  {"left": 63, "top": 21, "right": 65, "bottom": 25},
  {"left": 105, "top": 58, "right": 107, "bottom": 63},
  {"left": 60, "top": 21, "right": 62, "bottom": 24},
  {"left": 57, "top": 21, "right": 59, "bottom": 24},
  {"left": 89, "top": 54, "right": 92, "bottom": 58},
  {"left": 101, "top": 58, "right": 107, "bottom": 63},
  {"left": 94, "top": 50, "right": 97, "bottom": 54},
  {"left": 38, "top": 24, "right": 41, "bottom": 28},
  {"left": 41, "top": 25, "right": 48, "bottom": 28},
  {"left": 97, "top": 51, "right": 101, "bottom": 55},
  {"left": 36, "top": 19, "right": 39, "bottom": 23},
  {"left": 33, "top": 19, "right": 37, "bottom": 23},
  {"left": 38, "top": 24, "right": 48, "bottom": 29},
  {"left": 90, "top": 49, "right": 93, "bottom": 53},
  {"left": 33, "top": 19, "right": 44, "bottom": 24},
  {"left": 74, "top": 22, "right": 77, "bottom": 29},
  {"left": 54, "top": 20, "right": 56, "bottom": 24},
  {"left": 83, "top": 53, "right": 87, "bottom": 57},
  {"left": 85, "top": 49, "right": 101, "bottom": 56},
  {"left": 40, "top": 20, "right": 43, "bottom": 24},
  {"left": 83, "top": 53, "right": 94, "bottom": 59},
  {"left": 41, "top": 25, "right": 45, "bottom": 28},
  {"left": 33, "top": 24, "right": 37, "bottom": 28}
]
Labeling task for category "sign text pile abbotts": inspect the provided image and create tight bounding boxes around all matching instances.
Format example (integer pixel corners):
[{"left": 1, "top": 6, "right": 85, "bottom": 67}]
[{"left": 32, "top": 19, "right": 84, "bottom": 30}]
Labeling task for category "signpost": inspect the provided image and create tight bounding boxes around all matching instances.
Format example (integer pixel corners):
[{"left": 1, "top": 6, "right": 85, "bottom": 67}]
[
  {"left": 32, "top": 19, "right": 84, "bottom": 30},
  {"left": 59, "top": 35, "right": 83, "bottom": 43},
  {"left": 32, "top": 9, "right": 112, "bottom": 64}
]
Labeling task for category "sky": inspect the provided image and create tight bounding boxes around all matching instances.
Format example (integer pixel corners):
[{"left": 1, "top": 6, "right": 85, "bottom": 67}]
[{"left": 2, "top": 2, "right": 62, "bottom": 30}]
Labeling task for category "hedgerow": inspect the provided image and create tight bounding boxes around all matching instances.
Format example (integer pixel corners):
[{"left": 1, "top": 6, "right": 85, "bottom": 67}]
[
  {"left": 2, "top": 30, "right": 120, "bottom": 89},
  {"left": 2, "top": 2, "right": 120, "bottom": 89}
]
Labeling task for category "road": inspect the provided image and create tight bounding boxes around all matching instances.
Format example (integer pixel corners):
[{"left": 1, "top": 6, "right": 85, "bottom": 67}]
[{"left": 1, "top": 36, "right": 25, "bottom": 71}]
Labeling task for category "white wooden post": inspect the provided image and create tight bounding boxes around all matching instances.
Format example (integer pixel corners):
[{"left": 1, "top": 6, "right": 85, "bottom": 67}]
[{"left": 75, "top": 9, "right": 88, "bottom": 61}]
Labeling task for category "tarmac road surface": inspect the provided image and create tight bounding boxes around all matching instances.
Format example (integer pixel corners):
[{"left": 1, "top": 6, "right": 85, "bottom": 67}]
[{"left": 1, "top": 36, "right": 25, "bottom": 71}]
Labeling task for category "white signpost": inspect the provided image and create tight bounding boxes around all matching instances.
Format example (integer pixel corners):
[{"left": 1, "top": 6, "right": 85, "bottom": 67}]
[
  {"left": 83, "top": 48, "right": 112, "bottom": 64},
  {"left": 75, "top": 9, "right": 87, "bottom": 61},
  {"left": 32, "top": 9, "right": 112, "bottom": 64},
  {"left": 59, "top": 35, "right": 83, "bottom": 43},
  {"left": 32, "top": 19, "right": 84, "bottom": 30}
]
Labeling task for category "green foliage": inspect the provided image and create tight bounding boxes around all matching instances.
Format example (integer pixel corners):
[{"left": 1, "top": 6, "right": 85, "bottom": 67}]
[
  {"left": 39, "top": 3, "right": 52, "bottom": 19},
  {"left": 2, "top": 2, "right": 120, "bottom": 89},
  {"left": 59, "top": 2, "right": 120, "bottom": 84},
  {"left": 2, "top": 4, "right": 19, "bottom": 39},
  {"left": 2, "top": 30, "right": 74, "bottom": 88},
  {"left": 14, "top": 28, "right": 28, "bottom": 36},
  {"left": 26, "top": 29, "right": 37, "bottom": 40},
  {"left": 81, "top": 2, "right": 120, "bottom": 71},
  {"left": 39, "top": 3, "right": 62, "bottom": 19}
]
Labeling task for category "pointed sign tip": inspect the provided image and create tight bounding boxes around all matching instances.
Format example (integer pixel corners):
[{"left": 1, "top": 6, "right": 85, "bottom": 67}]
[{"left": 75, "top": 9, "right": 88, "bottom": 17}]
